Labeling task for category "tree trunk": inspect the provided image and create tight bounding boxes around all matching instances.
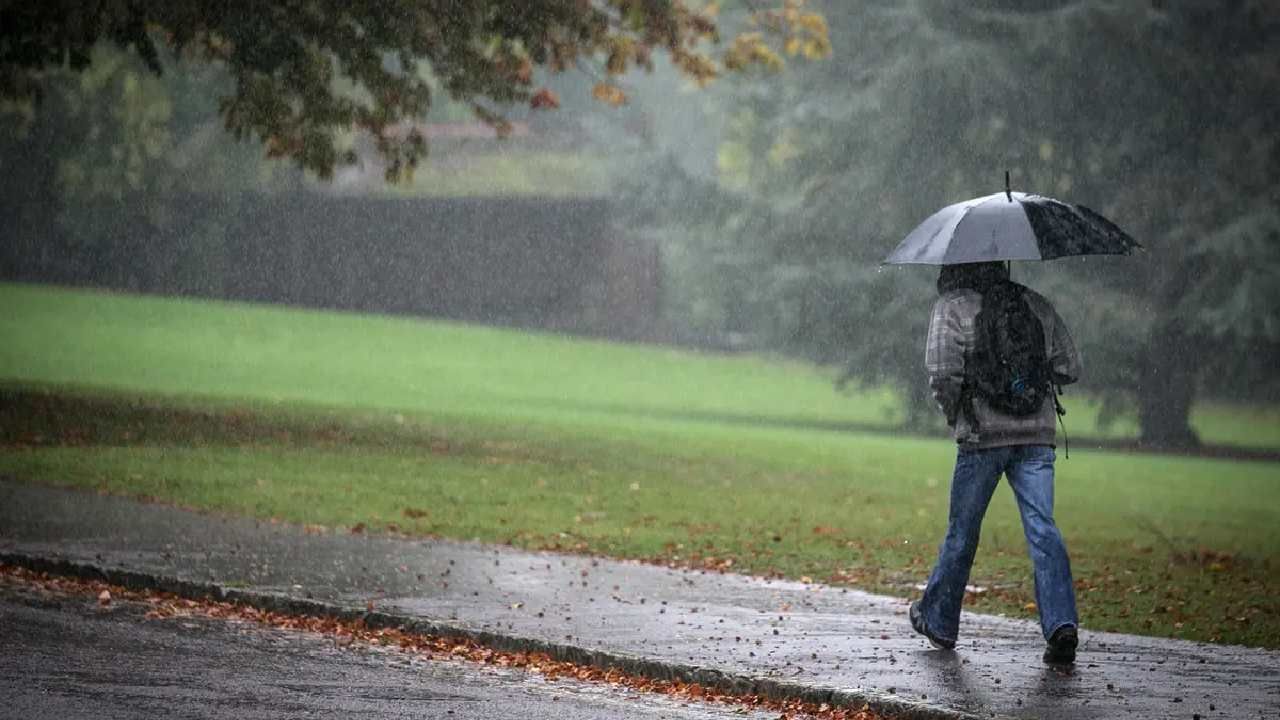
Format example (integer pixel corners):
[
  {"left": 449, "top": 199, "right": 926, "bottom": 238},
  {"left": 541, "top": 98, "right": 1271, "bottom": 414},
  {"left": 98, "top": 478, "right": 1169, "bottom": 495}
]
[{"left": 1136, "top": 325, "right": 1201, "bottom": 449}]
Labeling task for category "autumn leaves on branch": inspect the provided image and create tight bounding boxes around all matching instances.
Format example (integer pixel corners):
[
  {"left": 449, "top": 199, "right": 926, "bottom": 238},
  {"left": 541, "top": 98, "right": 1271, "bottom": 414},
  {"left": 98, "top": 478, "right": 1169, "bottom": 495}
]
[{"left": 1, "top": 0, "right": 831, "bottom": 182}]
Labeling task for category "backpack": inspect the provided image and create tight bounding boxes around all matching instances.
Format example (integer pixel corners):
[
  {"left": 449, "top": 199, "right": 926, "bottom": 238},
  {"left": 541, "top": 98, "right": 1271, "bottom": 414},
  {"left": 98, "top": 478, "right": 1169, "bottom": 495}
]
[{"left": 966, "top": 281, "right": 1053, "bottom": 417}]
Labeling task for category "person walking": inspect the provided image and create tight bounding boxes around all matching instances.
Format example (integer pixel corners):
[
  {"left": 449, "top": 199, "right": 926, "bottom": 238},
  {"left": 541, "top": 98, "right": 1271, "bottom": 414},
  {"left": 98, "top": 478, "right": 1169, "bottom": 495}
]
[{"left": 908, "top": 260, "right": 1082, "bottom": 665}]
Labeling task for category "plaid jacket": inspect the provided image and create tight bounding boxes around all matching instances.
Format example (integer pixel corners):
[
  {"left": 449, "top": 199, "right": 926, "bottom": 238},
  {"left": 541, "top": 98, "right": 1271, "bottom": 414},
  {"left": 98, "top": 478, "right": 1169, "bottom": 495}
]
[{"left": 925, "top": 285, "right": 1081, "bottom": 448}]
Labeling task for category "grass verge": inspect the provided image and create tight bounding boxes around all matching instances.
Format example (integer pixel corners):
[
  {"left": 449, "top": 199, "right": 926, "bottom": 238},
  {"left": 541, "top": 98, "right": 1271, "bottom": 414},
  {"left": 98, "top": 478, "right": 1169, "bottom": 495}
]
[{"left": 2, "top": 387, "right": 1277, "bottom": 649}]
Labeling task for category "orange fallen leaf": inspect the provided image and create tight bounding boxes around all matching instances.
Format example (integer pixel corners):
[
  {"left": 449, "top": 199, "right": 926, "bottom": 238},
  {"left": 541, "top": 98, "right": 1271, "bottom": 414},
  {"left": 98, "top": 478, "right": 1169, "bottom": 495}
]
[{"left": 592, "top": 82, "right": 627, "bottom": 107}]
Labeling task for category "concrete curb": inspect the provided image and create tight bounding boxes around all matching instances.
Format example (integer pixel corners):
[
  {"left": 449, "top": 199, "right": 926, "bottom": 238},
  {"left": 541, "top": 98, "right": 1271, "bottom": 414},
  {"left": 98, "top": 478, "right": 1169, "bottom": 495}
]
[{"left": 2, "top": 550, "right": 986, "bottom": 720}]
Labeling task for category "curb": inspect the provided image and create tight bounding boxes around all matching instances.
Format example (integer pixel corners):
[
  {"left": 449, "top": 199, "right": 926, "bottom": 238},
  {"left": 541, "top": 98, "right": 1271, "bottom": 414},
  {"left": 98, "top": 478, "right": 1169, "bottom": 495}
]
[{"left": 2, "top": 550, "right": 986, "bottom": 720}]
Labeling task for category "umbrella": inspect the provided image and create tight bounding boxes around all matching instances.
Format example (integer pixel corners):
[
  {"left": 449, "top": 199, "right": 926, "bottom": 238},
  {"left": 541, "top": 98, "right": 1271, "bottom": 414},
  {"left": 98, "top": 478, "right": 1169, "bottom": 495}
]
[{"left": 884, "top": 176, "right": 1140, "bottom": 265}]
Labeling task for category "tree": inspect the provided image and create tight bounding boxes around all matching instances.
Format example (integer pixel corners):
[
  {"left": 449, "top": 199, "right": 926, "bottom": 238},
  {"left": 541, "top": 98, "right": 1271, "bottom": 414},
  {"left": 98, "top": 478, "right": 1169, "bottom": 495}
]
[
  {"left": 0, "top": 41, "right": 300, "bottom": 294},
  {"left": 630, "top": 0, "right": 1279, "bottom": 446},
  {"left": 1, "top": 0, "right": 828, "bottom": 181},
  {"left": 912, "top": 1, "right": 1280, "bottom": 447}
]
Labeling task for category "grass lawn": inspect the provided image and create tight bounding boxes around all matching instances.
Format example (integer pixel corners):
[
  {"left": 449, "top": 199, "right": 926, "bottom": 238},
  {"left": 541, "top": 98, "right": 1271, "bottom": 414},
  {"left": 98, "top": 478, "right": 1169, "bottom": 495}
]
[{"left": 1, "top": 282, "right": 1278, "bottom": 648}]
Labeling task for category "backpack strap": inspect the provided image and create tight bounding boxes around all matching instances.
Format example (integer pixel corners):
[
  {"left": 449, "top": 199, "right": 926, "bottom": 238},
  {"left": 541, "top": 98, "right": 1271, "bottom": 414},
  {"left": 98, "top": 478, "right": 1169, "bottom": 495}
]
[
  {"left": 959, "top": 380, "right": 980, "bottom": 433},
  {"left": 1053, "top": 383, "right": 1069, "bottom": 459}
]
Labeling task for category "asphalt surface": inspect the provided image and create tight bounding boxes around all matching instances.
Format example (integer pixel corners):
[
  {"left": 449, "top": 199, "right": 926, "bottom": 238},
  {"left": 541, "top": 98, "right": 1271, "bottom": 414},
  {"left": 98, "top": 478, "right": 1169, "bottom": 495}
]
[
  {"left": 0, "top": 582, "right": 777, "bottom": 720},
  {"left": 3, "top": 479, "right": 1278, "bottom": 719}
]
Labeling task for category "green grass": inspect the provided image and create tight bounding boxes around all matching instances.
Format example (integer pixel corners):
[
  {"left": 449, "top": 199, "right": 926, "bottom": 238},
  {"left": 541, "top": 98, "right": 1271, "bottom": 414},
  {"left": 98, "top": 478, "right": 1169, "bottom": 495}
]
[
  {"left": 1, "top": 282, "right": 1278, "bottom": 648},
  {"left": 1187, "top": 403, "right": 1280, "bottom": 450},
  {"left": 0, "top": 283, "right": 904, "bottom": 430}
]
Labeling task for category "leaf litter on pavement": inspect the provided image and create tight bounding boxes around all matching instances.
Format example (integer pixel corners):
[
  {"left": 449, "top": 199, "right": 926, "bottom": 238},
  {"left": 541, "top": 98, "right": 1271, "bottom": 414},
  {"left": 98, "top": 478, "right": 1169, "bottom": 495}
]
[{"left": 0, "top": 563, "right": 887, "bottom": 720}]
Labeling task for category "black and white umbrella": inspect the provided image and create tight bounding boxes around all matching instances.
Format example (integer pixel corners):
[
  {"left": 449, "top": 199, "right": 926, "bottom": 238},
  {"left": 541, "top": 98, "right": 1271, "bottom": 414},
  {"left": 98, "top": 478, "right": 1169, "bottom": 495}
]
[{"left": 884, "top": 179, "right": 1140, "bottom": 265}]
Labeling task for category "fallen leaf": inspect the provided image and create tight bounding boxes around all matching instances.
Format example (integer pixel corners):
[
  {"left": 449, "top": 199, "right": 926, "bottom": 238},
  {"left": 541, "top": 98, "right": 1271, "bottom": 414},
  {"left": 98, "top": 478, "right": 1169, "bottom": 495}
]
[
  {"left": 529, "top": 87, "right": 560, "bottom": 110},
  {"left": 514, "top": 59, "right": 533, "bottom": 84},
  {"left": 97, "top": 590, "right": 112, "bottom": 606},
  {"left": 592, "top": 83, "right": 627, "bottom": 107}
]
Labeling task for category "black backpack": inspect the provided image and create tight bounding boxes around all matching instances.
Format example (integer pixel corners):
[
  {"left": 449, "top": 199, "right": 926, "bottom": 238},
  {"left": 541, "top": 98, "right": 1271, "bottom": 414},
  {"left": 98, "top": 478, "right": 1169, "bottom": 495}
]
[{"left": 966, "top": 281, "right": 1053, "bottom": 417}]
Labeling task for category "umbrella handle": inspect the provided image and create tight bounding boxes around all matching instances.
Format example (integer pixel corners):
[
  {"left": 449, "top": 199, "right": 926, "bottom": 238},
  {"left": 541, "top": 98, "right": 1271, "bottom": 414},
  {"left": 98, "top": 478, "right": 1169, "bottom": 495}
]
[{"left": 1005, "top": 170, "right": 1012, "bottom": 201}]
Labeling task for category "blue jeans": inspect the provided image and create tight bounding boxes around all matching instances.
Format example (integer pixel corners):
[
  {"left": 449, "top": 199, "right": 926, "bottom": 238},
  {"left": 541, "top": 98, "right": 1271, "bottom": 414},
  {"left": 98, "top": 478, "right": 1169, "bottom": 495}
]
[{"left": 917, "top": 444, "right": 1077, "bottom": 643}]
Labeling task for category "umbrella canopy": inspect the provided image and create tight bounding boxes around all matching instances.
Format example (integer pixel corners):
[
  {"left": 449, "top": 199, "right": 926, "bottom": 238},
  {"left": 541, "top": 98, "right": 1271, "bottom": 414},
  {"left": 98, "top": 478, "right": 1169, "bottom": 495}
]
[{"left": 883, "top": 190, "right": 1141, "bottom": 265}]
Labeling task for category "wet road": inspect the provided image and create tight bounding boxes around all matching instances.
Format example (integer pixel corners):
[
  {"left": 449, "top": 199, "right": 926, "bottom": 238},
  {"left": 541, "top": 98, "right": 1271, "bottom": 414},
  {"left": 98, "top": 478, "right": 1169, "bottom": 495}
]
[{"left": 0, "top": 584, "right": 773, "bottom": 720}]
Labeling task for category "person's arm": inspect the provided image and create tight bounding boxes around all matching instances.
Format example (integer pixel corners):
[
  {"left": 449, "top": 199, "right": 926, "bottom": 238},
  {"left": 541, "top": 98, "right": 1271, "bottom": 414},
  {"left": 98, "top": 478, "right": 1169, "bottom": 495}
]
[
  {"left": 1048, "top": 305, "right": 1082, "bottom": 386},
  {"left": 925, "top": 297, "right": 966, "bottom": 425}
]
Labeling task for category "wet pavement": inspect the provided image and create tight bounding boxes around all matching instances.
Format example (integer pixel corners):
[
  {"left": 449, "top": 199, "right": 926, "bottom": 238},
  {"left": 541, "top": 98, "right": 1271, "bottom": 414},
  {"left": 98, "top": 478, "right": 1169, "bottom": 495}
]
[
  {"left": 3, "top": 479, "right": 1278, "bottom": 719},
  {"left": 0, "top": 581, "right": 776, "bottom": 720}
]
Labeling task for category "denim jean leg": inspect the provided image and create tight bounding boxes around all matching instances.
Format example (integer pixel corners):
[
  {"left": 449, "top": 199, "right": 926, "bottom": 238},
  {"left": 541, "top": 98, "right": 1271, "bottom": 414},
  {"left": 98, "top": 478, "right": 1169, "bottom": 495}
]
[
  {"left": 1006, "top": 445, "right": 1078, "bottom": 640},
  {"left": 919, "top": 447, "right": 1005, "bottom": 643}
]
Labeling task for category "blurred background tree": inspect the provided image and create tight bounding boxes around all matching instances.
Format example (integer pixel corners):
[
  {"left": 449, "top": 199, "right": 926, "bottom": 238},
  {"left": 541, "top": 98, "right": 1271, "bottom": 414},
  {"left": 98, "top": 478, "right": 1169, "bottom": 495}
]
[
  {"left": 622, "top": 0, "right": 1279, "bottom": 447},
  {"left": 0, "top": 43, "right": 298, "bottom": 295}
]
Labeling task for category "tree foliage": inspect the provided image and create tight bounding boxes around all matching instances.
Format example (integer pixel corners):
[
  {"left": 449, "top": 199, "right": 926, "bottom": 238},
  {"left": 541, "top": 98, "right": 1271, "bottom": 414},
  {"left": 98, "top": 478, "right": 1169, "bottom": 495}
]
[{"left": 1, "top": 0, "right": 828, "bottom": 181}]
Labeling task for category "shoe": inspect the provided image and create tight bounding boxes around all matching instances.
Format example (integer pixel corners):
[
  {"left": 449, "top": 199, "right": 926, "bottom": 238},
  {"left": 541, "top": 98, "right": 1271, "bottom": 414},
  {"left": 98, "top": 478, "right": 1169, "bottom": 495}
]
[
  {"left": 1043, "top": 625, "right": 1078, "bottom": 665},
  {"left": 909, "top": 601, "right": 956, "bottom": 650}
]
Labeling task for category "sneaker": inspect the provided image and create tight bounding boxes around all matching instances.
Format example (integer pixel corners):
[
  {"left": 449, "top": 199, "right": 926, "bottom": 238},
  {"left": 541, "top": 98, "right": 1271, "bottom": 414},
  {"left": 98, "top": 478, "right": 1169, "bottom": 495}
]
[
  {"left": 909, "top": 601, "right": 956, "bottom": 650},
  {"left": 1043, "top": 625, "right": 1078, "bottom": 665}
]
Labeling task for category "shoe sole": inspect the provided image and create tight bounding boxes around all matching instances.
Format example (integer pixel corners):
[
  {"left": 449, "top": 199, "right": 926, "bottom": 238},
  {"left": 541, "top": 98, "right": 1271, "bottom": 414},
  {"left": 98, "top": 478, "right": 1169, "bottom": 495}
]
[{"left": 909, "top": 602, "right": 956, "bottom": 651}]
